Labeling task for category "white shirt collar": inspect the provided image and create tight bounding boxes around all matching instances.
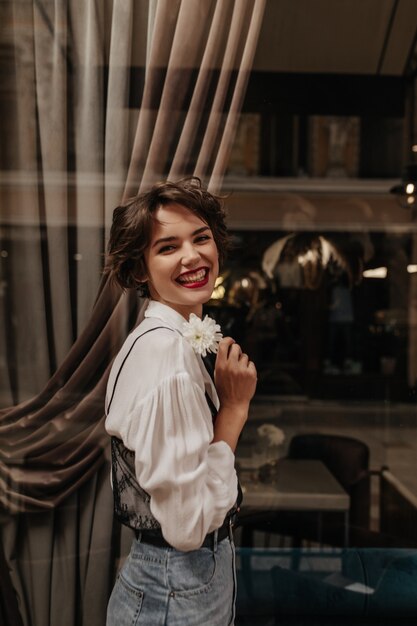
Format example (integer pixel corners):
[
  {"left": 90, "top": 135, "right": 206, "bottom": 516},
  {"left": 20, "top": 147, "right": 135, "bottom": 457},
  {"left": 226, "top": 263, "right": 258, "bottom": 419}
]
[{"left": 144, "top": 300, "right": 189, "bottom": 334}]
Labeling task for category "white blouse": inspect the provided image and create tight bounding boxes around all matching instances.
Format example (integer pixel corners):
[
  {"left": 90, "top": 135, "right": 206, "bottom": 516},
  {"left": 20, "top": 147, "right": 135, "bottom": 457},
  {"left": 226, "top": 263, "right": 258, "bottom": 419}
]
[{"left": 105, "top": 300, "right": 238, "bottom": 551}]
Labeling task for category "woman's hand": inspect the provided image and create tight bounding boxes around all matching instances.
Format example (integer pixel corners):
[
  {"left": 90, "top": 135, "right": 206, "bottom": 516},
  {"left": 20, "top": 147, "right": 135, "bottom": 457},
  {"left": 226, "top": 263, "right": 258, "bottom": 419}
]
[
  {"left": 212, "top": 337, "right": 257, "bottom": 451},
  {"left": 215, "top": 337, "right": 257, "bottom": 410}
]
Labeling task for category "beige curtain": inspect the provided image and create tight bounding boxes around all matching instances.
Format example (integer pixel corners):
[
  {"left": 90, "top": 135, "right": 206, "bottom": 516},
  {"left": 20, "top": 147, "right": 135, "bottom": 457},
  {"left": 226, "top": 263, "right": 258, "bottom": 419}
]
[{"left": 0, "top": 0, "right": 266, "bottom": 624}]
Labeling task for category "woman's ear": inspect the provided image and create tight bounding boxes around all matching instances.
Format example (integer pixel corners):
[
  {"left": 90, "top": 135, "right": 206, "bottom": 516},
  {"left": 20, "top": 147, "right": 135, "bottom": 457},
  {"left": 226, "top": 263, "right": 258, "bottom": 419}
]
[
  {"left": 134, "top": 276, "right": 148, "bottom": 288},
  {"left": 134, "top": 262, "right": 148, "bottom": 286},
  {"left": 134, "top": 277, "right": 150, "bottom": 297}
]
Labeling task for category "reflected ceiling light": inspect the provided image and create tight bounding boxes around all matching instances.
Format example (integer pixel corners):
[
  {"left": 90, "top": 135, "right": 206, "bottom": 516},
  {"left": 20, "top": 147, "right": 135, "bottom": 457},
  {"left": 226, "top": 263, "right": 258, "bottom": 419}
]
[
  {"left": 407, "top": 264, "right": 417, "bottom": 273},
  {"left": 210, "top": 275, "right": 227, "bottom": 300},
  {"left": 263, "top": 234, "right": 348, "bottom": 277},
  {"left": 297, "top": 249, "right": 316, "bottom": 266},
  {"left": 363, "top": 267, "right": 387, "bottom": 279},
  {"left": 210, "top": 285, "right": 225, "bottom": 299},
  {"left": 412, "top": 145, "right": 417, "bottom": 153},
  {"left": 390, "top": 164, "right": 417, "bottom": 210},
  {"left": 262, "top": 233, "right": 361, "bottom": 290}
]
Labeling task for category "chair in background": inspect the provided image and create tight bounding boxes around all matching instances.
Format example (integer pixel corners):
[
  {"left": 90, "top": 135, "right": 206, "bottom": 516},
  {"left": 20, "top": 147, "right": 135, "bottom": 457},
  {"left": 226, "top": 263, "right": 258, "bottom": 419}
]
[
  {"left": 238, "top": 433, "right": 372, "bottom": 549},
  {"left": 287, "top": 433, "right": 371, "bottom": 543}
]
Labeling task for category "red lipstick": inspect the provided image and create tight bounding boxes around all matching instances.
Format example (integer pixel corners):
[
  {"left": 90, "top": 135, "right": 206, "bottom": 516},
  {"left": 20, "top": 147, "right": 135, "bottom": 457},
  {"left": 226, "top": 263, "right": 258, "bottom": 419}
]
[{"left": 176, "top": 267, "right": 209, "bottom": 289}]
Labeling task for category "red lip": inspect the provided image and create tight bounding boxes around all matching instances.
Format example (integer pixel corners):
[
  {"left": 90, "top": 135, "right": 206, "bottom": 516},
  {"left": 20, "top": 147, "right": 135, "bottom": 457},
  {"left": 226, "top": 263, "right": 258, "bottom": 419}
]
[{"left": 175, "top": 267, "right": 210, "bottom": 289}]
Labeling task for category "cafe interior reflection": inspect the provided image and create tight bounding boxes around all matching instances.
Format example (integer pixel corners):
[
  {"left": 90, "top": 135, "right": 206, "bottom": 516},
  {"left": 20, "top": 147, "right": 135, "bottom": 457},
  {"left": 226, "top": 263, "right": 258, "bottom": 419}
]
[
  {"left": 208, "top": 228, "right": 410, "bottom": 400},
  {"left": 201, "top": 208, "right": 417, "bottom": 621}
]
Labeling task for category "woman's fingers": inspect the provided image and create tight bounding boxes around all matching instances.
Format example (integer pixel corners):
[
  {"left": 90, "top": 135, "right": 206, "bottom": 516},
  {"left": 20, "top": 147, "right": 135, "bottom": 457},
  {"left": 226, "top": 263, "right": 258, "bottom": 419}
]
[
  {"left": 217, "top": 337, "right": 235, "bottom": 362},
  {"left": 238, "top": 352, "right": 249, "bottom": 366},
  {"left": 216, "top": 338, "right": 255, "bottom": 379},
  {"left": 248, "top": 360, "right": 257, "bottom": 378},
  {"left": 229, "top": 343, "right": 242, "bottom": 359},
  {"left": 217, "top": 338, "right": 255, "bottom": 366}
]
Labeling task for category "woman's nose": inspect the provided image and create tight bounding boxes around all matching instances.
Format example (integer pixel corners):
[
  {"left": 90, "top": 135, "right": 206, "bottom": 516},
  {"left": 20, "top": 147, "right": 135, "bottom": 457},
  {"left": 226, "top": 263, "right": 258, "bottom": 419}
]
[{"left": 181, "top": 242, "right": 201, "bottom": 266}]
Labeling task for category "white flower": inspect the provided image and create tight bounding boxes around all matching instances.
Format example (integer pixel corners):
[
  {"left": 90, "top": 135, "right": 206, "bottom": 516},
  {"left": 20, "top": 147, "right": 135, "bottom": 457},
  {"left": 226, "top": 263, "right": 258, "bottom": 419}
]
[
  {"left": 182, "top": 313, "right": 223, "bottom": 357},
  {"left": 257, "top": 424, "right": 285, "bottom": 447}
]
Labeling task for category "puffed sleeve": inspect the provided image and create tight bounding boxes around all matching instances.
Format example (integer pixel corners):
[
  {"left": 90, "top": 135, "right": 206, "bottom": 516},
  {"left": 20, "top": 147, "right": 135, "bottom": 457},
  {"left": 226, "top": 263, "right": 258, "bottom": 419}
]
[{"left": 116, "top": 371, "right": 238, "bottom": 551}]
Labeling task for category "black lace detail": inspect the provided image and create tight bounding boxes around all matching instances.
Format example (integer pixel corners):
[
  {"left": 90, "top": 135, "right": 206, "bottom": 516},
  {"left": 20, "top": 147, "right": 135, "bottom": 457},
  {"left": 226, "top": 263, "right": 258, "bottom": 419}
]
[
  {"left": 111, "top": 437, "right": 161, "bottom": 530},
  {"left": 108, "top": 326, "right": 174, "bottom": 531}
]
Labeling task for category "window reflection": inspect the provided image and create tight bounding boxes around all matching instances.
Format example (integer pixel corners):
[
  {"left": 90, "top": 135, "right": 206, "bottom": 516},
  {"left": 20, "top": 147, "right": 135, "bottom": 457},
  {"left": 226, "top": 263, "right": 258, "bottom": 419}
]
[
  {"left": 207, "top": 229, "right": 411, "bottom": 401},
  {"left": 2, "top": 0, "right": 417, "bottom": 623}
]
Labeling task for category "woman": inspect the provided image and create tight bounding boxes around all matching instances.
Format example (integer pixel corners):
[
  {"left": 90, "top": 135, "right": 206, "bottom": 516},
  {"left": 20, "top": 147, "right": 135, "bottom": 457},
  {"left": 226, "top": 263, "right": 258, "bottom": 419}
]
[{"left": 105, "top": 177, "right": 257, "bottom": 625}]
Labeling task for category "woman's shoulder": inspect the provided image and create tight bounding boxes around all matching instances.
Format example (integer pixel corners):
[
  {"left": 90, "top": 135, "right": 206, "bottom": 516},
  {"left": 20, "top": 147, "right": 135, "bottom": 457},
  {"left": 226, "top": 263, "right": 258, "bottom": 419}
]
[
  {"left": 118, "top": 319, "right": 180, "bottom": 367},
  {"left": 130, "top": 317, "right": 179, "bottom": 347},
  {"left": 118, "top": 317, "right": 201, "bottom": 384}
]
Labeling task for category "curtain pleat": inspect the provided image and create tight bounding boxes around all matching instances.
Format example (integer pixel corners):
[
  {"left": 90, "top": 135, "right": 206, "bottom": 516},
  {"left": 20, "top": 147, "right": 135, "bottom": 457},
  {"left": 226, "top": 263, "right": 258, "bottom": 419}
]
[
  {"left": 194, "top": 0, "right": 249, "bottom": 181},
  {"left": 209, "top": 0, "right": 266, "bottom": 192},
  {"left": 134, "top": 0, "right": 218, "bottom": 192},
  {"left": 2, "top": 459, "right": 114, "bottom": 626},
  {"left": 0, "top": 279, "right": 136, "bottom": 513},
  {"left": 69, "top": 0, "right": 106, "bottom": 332},
  {"left": 7, "top": 2, "right": 51, "bottom": 399},
  {"left": 123, "top": 0, "right": 182, "bottom": 197},
  {"left": 104, "top": 0, "right": 135, "bottom": 232},
  {"left": 0, "top": 0, "right": 266, "bottom": 623},
  {"left": 33, "top": 0, "right": 73, "bottom": 366},
  {"left": 168, "top": 0, "right": 233, "bottom": 181}
]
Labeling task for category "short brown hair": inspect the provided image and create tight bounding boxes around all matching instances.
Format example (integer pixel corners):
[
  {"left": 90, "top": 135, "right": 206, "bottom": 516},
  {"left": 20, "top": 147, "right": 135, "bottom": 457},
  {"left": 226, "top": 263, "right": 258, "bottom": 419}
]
[{"left": 105, "top": 177, "right": 230, "bottom": 294}]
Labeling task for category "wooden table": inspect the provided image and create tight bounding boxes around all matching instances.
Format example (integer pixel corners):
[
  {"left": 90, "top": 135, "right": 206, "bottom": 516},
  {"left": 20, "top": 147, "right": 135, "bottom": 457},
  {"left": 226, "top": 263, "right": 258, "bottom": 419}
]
[{"left": 238, "top": 458, "right": 350, "bottom": 546}]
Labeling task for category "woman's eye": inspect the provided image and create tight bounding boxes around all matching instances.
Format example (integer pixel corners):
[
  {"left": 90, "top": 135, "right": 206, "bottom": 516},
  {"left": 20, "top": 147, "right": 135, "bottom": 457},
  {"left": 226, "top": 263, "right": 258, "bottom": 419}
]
[
  {"left": 195, "top": 235, "right": 210, "bottom": 243},
  {"left": 158, "top": 245, "right": 176, "bottom": 254}
]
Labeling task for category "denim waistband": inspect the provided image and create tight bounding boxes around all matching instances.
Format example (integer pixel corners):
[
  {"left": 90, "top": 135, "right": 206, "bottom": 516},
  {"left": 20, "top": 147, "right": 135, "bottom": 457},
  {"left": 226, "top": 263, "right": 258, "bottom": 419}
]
[{"left": 135, "top": 516, "right": 233, "bottom": 550}]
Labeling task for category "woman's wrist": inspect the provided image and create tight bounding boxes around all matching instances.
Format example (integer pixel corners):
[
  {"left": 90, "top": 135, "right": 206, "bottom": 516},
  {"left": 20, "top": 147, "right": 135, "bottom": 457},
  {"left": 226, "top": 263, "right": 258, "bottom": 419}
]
[{"left": 212, "top": 404, "right": 249, "bottom": 452}]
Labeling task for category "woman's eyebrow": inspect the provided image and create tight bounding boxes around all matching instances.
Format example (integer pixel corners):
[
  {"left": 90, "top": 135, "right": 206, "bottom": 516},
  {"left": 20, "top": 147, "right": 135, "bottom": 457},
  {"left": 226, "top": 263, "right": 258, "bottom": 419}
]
[
  {"left": 152, "top": 226, "right": 210, "bottom": 248},
  {"left": 152, "top": 236, "right": 177, "bottom": 248},
  {"left": 193, "top": 226, "right": 210, "bottom": 236}
]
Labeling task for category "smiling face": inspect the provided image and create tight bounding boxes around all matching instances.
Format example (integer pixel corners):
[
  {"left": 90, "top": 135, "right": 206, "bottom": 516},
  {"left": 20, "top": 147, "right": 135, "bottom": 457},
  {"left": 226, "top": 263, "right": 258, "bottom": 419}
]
[{"left": 144, "top": 203, "right": 219, "bottom": 319}]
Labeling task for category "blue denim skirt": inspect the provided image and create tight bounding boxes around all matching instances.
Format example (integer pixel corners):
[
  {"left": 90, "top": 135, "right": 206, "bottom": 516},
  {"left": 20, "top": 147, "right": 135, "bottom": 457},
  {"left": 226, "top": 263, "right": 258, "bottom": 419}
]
[{"left": 107, "top": 532, "right": 236, "bottom": 625}]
